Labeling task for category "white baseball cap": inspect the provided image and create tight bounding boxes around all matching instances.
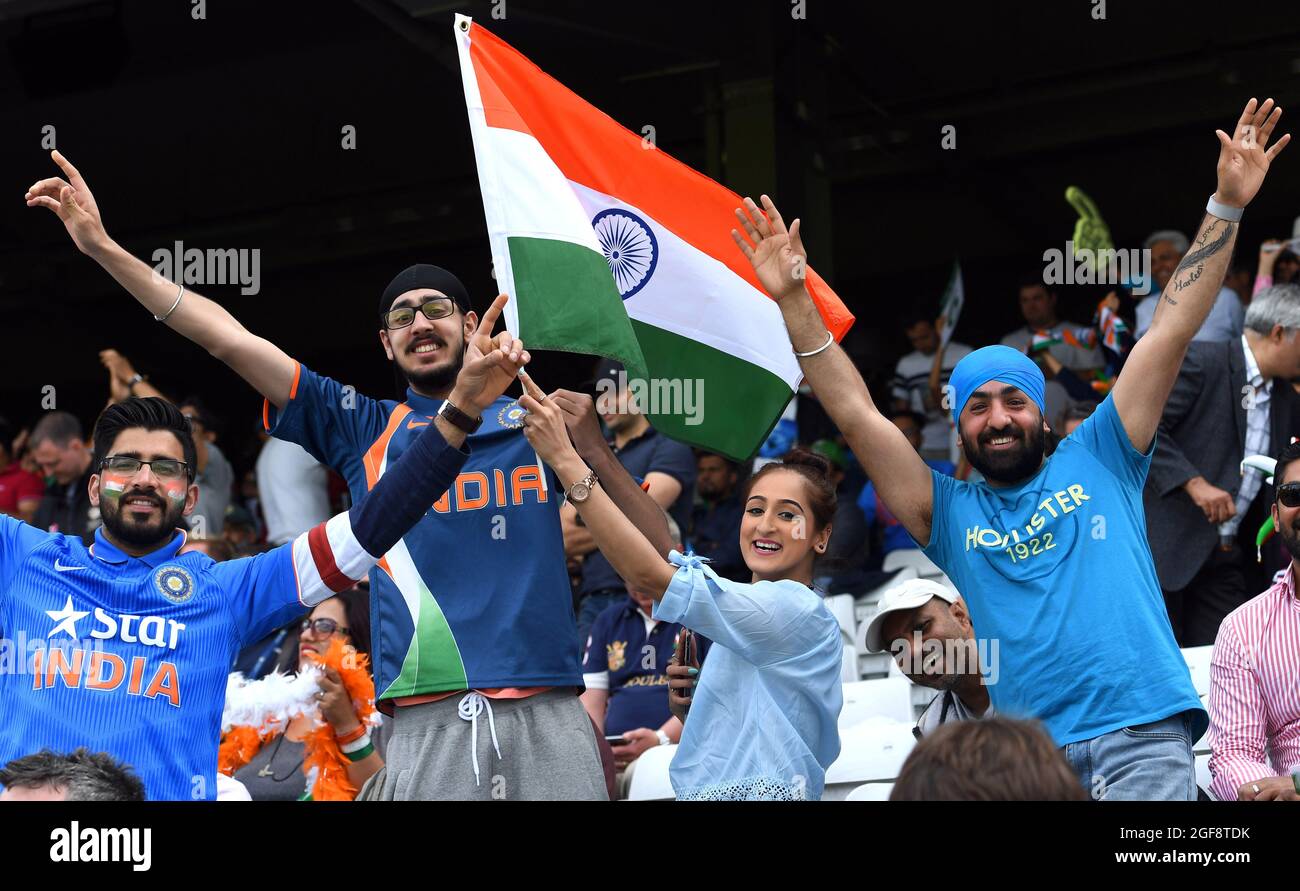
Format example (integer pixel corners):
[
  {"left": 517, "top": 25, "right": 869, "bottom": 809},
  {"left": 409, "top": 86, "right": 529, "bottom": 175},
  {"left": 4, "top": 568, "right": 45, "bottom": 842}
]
[{"left": 864, "top": 578, "right": 959, "bottom": 653}]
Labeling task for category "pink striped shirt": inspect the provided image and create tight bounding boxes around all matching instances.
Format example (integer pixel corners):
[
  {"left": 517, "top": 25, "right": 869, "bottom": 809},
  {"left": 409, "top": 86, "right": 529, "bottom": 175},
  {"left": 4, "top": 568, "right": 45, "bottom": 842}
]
[{"left": 1207, "top": 565, "right": 1300, "bottom": 801}]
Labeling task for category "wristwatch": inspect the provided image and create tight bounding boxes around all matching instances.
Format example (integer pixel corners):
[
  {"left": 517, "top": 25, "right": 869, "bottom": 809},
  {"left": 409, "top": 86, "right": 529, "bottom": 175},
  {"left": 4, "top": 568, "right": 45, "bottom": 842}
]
[
  {"left": 437, "top": 399, "right": 482, "bottom": 434},
  {"left": 565, "top": 469, "right": 599, "bottom": 503},
  {"left": 127, "top": 373, "right": 146, "bottom": 394},
  {"left": 655, "top": 729, "right": 671, "bottom": 747}
]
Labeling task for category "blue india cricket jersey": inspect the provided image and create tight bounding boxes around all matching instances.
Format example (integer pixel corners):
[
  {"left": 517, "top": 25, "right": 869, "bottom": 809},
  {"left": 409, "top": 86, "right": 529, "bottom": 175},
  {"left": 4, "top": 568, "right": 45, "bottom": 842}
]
[
  {"left": 265, "top": 363, "right": 581, "bottom": 702},
  {"left": 0, "top": 515, "right": 366, "bottom": 800}
]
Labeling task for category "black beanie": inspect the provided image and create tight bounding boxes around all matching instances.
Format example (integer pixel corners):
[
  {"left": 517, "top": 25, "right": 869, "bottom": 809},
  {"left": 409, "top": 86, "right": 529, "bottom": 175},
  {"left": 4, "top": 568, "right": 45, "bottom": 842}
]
[{"left": 379, "top": 264, "right": 472, "bottom": 321}]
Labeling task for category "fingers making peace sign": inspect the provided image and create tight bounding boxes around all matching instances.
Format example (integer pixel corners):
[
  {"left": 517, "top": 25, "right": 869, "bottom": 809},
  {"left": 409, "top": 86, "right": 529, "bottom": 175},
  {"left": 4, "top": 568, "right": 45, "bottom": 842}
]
[{"left": 453, "top": 293, "right": 531, "bottom": 413}]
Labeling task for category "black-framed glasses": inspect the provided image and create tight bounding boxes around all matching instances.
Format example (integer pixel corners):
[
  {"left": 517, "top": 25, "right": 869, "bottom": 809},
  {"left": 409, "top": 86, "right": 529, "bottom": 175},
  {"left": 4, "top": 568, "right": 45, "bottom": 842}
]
[
  {"left": 301, "top": 617, "right": 348, "bottom": 637},
  {"left": 382, "top": 297, "right": 456, "bottom": 330},
  {"left": 100, "top": 455, "right": 190, "bottom": 481},
  {"left": 1278, "top": 482, "right": 1300, "bottom": 508}
]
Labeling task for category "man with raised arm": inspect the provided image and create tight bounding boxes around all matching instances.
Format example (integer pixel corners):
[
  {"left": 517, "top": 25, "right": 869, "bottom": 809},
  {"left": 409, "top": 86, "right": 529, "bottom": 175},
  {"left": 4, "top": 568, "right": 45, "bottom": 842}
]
[
  {"left": 26, "top": 154, "right": 673, "bottom": 800},
  {"left": 0, "top": 314, "right": 528, "bottom": 799},
  {"left": 730, "top": 98, "right": 1291, "bottom": 800}
]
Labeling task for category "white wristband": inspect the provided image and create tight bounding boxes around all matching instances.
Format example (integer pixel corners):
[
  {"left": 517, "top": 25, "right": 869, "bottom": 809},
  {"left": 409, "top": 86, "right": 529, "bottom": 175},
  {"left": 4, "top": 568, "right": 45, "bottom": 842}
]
[
  {"left": 1206, "top": 193, "right": 1244, "bottom": 222},
  {"left": 339, "top": 732, "right": 373, "bottom": 754},
  {"left": 655, "top": 729, "right": 671, "bottom": 747}
]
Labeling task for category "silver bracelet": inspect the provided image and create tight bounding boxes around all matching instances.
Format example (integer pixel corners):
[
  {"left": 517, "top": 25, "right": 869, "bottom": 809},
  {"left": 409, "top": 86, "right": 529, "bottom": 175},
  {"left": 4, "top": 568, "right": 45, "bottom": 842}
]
[
  {"left": 793, "top": 330, "right": 834, "bottom": 358},
  {"left": 154, "top": 283, "right": 184, "bottom": 322},
  {"left": 1206, "top": 193, "right": 1244, "bottom": 223}
]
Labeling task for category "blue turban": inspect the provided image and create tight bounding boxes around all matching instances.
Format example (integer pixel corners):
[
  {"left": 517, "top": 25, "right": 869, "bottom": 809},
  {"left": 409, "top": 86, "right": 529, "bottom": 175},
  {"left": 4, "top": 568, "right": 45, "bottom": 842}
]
[{"left": 948, "top": 345, "right": 1046, "bottom": 424}]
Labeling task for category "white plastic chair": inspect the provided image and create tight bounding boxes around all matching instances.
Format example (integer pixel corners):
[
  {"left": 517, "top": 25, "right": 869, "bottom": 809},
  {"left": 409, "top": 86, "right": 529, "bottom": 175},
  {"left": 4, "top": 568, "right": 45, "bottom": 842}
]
[
  {"left": 625, "top": 744, "right": 677, "bottom": 800},
  {"left": 1195, "top": 753, "right": 1216, "bottom": 800},
  {"left": 844, "top": 782, "right": 894, "bottom": 801},
  {"left": 1182, "top": 645, "right": 1214, "bottom": 752},
  {"left": 881, "top": 549, "right": 946, "bottom": 579},
  {"left": 825, "top": 718, "right": 916, "bottom": 786},
  {"left": 839, "top": 676, "right": 916, "bottom": 728}
]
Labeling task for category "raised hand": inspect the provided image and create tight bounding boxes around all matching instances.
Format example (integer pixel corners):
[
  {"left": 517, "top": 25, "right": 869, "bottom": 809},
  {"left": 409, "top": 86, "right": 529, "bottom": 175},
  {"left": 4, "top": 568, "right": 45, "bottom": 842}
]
[
  {"left": 24, "top": 151, "right": 111, "bottom": 257},
  {"left": 731, "top": 194, "right": 808, "bottom": 302},
  {"left": 548, "top": 389, "right": 605, "bottom": 457},
  {"left": 519, "top": 372, "right": 580, "bottom": 469},
  {"left": 453, "top": 294, "right": 530, "bottom": 412},
  {"left": 1215, "top": 98, "right": 1291, "bottom": 209}
]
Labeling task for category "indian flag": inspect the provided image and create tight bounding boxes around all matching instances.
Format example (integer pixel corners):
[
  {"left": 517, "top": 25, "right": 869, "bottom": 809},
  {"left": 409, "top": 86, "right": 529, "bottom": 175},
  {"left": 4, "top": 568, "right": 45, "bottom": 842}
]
[{"left": 454, "top": 14, "right": 853, "bottom": 460}]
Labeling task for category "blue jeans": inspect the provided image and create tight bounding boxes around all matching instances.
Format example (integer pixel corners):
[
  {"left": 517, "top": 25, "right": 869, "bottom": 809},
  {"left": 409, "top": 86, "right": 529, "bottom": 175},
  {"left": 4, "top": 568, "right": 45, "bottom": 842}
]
[
  {"left": 575, "top": 590, "right": 626, "bottom": 655},
  {"left": 1063, "top": 711, "right": 1197, "bottom": 801}
]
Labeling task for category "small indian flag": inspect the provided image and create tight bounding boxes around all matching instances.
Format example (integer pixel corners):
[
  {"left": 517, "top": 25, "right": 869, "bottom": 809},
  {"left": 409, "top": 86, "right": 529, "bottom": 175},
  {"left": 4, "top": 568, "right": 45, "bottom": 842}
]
[
  {"left": 103, "top": 480, "right": 125, "bottom": 495},
  {"left": 455, "top": 15, "right": 853, "bottom": 460}
]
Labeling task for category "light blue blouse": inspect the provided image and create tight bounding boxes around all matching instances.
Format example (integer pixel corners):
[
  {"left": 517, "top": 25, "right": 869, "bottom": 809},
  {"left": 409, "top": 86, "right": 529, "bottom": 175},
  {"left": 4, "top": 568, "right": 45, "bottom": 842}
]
[{"left": 653, "top": 551, "right": 844, "bottom": 800}]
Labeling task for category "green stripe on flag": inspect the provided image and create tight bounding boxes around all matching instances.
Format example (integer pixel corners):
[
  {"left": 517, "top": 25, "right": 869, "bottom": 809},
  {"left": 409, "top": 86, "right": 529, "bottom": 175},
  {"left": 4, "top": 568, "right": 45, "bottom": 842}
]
[
  {"left": 631, "top": 320, "right": 794, "bottom": 462},
  {"left": 507, "top": 236, "right": 648, "bottom": 380}
]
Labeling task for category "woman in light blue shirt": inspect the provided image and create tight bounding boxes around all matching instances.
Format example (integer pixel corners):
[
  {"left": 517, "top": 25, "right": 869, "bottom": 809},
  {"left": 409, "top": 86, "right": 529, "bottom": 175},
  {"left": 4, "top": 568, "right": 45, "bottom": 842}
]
[{"left": 519, "top": 376, "right": 843, "bottom": 800}]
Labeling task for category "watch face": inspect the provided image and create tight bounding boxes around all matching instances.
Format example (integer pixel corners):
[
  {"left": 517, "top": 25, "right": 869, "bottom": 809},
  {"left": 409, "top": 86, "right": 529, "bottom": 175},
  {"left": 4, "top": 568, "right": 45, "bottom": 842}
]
[{"left": 570, "top": 482, "right": 591, "bottom": 502}]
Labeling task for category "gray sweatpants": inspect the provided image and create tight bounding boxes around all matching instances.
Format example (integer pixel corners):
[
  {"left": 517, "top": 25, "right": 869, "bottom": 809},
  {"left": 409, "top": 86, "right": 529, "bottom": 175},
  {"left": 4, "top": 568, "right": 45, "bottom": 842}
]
[{"left": 358, "top": 689, "right": 608, "bottom": 801}]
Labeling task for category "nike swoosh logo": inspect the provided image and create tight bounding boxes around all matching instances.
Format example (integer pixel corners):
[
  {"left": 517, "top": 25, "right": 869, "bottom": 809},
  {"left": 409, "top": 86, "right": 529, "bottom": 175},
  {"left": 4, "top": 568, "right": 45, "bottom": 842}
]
[
  {"left": 54, "top": 560, "right": 86, "bottom": 573},
  {"left": 406, "top": 419, "right": 430, "bottom": 430}
]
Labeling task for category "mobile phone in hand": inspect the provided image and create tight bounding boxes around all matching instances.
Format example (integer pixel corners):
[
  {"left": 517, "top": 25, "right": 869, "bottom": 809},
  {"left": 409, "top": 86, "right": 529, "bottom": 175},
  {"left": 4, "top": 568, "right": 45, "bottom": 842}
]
[
  {"left": 678, "top": 630, "right": 697, "bottom": 700},
  {"left": 605, "top": 735, "right": 628, "bottom": 746}
]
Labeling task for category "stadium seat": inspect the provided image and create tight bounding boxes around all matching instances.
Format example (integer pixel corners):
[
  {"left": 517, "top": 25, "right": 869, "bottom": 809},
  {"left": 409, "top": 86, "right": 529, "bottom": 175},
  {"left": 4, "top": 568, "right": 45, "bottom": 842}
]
[
  {"left": 825, "top": 718, "right": 916, "bottom": 788},
  {"left": 1181, "top": 645, "right": 1213, "bottom": 752},
  {"left": 882, "top": 549, "right": 946, "bottom": 578},
  {"left": 625, "top": 744, "right": 677, "bottom": 801},
  {"left": 1195, "top": 753, "right": 1216, "bottom": 800},
  {"left": 843, "top": 781, "right": 894, "bottom": 801},
  {"left": 1182, "top": 645, "right": 1213, "bottom": 699},
  {"left": 839, "top": 676, "right": 915, "bottom": 727}
]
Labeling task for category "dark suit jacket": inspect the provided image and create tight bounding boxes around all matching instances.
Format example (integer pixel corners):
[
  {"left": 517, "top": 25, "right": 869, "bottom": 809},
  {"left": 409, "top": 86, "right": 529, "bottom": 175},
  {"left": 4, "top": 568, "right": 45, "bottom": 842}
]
[{"left": 1144, "top": 339, "right": 1297, "bottom": 591}]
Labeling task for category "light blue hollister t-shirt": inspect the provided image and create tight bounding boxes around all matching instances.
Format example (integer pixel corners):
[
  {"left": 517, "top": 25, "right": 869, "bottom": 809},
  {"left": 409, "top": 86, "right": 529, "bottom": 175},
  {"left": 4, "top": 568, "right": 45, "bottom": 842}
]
[{"left": 921, "top": 395, "right": 1206, "bottom": 745}]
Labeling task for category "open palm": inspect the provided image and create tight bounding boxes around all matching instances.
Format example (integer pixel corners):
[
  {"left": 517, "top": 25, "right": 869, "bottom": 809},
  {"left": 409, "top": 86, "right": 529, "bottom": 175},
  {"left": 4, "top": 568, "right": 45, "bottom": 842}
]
[
  {"left": 731, "top": 195, "right": 808, "bottom": 302},
  {"left": 1215, "top": 97, "right": 1290, "bottom": 208}
]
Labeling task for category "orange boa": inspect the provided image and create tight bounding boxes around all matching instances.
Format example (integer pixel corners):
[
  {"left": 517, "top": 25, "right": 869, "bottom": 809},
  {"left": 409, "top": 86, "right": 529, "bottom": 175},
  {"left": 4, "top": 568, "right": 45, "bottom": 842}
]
[{"left": 217, "top": 637, "right": 377, "bottom": 801}]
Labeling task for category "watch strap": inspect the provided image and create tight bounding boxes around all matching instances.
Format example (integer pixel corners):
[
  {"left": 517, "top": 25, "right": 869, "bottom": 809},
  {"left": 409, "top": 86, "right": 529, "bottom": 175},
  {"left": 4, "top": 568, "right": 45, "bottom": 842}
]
[{"left": 437, "top": 399, "right": 482, "bottom": 434}]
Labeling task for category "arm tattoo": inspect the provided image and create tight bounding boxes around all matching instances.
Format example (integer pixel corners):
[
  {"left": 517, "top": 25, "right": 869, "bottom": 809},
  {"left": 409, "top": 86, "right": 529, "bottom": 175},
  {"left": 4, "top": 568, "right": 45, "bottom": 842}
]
[{"left": 1168, "top": 220, "right": 1235, "bottom": 297}]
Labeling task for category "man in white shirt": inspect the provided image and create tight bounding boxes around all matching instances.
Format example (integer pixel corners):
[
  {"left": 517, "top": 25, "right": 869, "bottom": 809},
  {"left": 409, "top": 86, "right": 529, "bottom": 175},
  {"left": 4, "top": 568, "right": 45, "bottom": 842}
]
[
  {"left": 255, "top": 434, "right": 332, "bottom": 546},
  {"left": 891, "top": 312, "right": 972, "bottom": 463}
]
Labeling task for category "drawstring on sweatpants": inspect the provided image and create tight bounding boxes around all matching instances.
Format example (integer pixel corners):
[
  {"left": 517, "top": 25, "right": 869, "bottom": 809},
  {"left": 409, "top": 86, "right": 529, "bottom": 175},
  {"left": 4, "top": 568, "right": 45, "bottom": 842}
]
[{"left": 457, "top": 692, "right": 502, "bottom": 785}]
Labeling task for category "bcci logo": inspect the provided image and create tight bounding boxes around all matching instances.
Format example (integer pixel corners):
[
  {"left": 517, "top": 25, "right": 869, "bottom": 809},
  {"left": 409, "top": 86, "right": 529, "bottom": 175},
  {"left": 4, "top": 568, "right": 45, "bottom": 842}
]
[
  {"left": 592, "top": 209, "right": 658, "bottom": 299},
  {"left": 497, "top": 401, "right": 527, "bottom": 429},
  {"left": 154, "top": 566, "right": 195, "bottom": 603}
]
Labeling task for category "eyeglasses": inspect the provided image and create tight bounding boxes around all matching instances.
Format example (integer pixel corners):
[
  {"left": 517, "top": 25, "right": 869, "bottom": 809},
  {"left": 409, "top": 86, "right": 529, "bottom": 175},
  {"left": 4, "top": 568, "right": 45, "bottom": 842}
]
[
  {"left": 1278, "top": 482, "right": 1300, "bottom": 508},
  {"left": 382, "top": 297, "right": 456, "bottom": 330},
  {"left": 301, "top": 617, "right": 348, "bottom": 637},
  {"left": 100, "top": 455, "right": 190, "bottom": 481}
]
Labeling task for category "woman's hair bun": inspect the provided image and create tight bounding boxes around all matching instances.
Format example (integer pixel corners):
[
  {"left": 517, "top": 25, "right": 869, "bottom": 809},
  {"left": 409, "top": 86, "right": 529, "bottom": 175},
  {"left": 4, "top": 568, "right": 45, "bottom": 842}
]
[{"left": 781, "top": 446, "right": 832, "bottom": 479}]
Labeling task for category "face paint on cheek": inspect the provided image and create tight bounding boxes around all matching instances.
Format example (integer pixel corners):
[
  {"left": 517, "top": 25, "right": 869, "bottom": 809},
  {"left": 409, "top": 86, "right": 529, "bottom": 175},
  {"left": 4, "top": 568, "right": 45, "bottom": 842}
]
[
  {"left": 101, "top": 474, "right": 129, "bottom": 502},
  {"left": 163, "top": 482, "right": 187, "bottom": 503}
]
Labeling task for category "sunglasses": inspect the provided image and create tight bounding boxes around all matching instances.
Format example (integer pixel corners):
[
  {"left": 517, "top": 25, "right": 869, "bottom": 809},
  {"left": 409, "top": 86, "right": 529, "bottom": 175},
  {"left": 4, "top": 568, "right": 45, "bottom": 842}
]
[
  {"left": 301, "top": 617, "right": 348, "bottom": 637},
  {"left": 101, "top": 455, "right": 190, "bottom": 481},
  {"left": 382, "top": 297, "right": 456, "bottom": 330},
  {"left": 1278, "top": 482, "right": 1300, "bottom": 508}
]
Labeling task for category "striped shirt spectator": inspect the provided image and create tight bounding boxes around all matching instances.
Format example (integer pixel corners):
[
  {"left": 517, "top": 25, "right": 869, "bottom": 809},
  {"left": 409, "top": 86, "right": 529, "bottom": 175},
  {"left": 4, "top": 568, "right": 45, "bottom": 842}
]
[{"left": 1208, "top": 566, "right": 1300, "bottom": 800}]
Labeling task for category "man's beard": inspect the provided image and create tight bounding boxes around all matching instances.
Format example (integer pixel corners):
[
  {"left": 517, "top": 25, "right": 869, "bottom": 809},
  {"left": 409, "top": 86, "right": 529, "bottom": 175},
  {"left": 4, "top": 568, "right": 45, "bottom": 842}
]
[
  {"left": 963, "top": 420, "right": 1047, "bottom": 485},
  {"left": 100, "top": 491, "right": 187, "bottom": 548},
  {"left": 398, "top": 335, "right": 464, "bottom": 393},
  {"left": 1278, "top": 516, "right": 1300, "bottom": 563}
]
